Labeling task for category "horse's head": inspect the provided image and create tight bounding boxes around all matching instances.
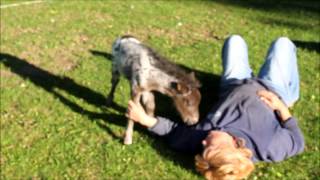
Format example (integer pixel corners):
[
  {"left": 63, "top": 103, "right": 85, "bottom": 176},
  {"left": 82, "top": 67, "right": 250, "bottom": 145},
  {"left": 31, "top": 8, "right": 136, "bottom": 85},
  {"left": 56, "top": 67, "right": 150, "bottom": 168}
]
[{"left": 171, "top": 73, "right": 201, "bottom": 125}]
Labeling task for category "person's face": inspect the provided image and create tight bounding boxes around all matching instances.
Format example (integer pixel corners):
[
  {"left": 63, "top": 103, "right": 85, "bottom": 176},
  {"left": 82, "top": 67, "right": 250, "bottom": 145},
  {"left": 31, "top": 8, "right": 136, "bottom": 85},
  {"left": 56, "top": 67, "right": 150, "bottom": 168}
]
[{"left": 202, "top": 130, "right": 236, "bottom": 149}]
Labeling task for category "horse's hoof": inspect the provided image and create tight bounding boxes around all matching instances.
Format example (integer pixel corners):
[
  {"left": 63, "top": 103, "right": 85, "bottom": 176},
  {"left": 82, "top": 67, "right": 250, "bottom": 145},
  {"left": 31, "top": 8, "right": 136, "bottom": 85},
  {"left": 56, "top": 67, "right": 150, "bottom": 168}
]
[{"left": 124, "top": 137, "right": 132, "bottom": 145}]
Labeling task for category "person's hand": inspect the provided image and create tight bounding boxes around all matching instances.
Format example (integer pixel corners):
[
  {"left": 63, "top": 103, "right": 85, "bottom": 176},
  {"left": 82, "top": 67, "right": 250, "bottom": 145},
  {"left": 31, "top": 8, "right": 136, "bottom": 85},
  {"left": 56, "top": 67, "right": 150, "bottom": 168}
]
[
  {"left": 125, "top": 100, "right": 157, "bottom": 128},
  {"left": 257, "top": 90, "right": 292, "bottom": 121}
]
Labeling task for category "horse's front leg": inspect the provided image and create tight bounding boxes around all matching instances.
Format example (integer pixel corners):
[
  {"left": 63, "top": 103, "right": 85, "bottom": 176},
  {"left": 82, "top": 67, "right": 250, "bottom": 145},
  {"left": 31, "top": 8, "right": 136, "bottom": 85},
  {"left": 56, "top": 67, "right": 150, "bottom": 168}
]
[
  {"left": 124, "top": 86, "right": 142, "bottom": 145},
  {"left": 141, "top": 91, "right": 155, "bottom": 116}
]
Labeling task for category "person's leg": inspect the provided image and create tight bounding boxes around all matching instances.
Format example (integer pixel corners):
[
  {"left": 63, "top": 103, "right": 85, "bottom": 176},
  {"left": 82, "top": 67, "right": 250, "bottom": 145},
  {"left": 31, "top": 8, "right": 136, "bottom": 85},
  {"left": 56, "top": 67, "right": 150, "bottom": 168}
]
[
  {"left": 221, "top": 35, "right": 253, "bottom": 88},
  {"left": 258, "top": 37, "right": 299, "bottom": 107}
]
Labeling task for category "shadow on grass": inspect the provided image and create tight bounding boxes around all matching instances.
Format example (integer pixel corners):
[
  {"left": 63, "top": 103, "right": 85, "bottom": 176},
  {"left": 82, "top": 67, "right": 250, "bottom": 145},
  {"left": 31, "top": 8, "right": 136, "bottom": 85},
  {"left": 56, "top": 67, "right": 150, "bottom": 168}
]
[
  {"left": 212, "top": 0, "right": 320, "bottom": 14},
  {"left": 90, "top": 50, "right": 113, "bottom": 60},
  {"left": 1, "top": 52, "right": 221, "bottom": 175},
  {"left": 212, "top": 0, "right": 319, "bottom": 31},
  {"left": 0, "top": 53, "right": 128, "bottom": 141},
  {"left": 256, "top": 17, "right": 315, "bottom": 31},
  {"left": 292, "top": 40, "right": 320, "bottom": 53}
]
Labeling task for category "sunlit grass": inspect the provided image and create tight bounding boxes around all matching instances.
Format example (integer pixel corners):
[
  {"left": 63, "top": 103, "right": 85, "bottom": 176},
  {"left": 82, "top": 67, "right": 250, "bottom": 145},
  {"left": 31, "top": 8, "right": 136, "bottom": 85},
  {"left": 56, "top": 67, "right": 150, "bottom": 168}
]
[{"left": 1, "top": 0, "right": 319, "bottom": 179}]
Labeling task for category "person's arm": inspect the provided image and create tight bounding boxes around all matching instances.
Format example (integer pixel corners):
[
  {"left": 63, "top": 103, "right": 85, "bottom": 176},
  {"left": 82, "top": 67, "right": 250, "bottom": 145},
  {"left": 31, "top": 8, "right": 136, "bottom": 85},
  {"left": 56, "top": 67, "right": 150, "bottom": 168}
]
[
  {"left": 126, "top": 100, "right": 158, "bottom": 128},
  {"left": 257, "top": 90, "right": 304, "bottom": 161},
  {"left": 266, "top": 117, "right": 304, "bottom": 161},
  {"left": 257, "top": 90, "right": 292, "bottom": 121},
  {"left": 126, "top": 100, "right": 208, "bottom": 153}
]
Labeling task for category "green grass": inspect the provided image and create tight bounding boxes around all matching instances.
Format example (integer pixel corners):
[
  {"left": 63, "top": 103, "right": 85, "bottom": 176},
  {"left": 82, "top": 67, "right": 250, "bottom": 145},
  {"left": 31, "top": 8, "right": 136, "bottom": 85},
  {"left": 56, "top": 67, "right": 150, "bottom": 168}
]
[{"left": 1, "top": 0, "right": 319, "bottom": 179}]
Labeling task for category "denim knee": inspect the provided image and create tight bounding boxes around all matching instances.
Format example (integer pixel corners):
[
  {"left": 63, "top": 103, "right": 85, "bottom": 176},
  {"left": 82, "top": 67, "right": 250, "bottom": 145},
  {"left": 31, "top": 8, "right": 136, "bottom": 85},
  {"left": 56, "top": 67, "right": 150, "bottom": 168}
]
[
  {"left": 225, "top": 35, "right": 246, "bottom": 47},
  {"left": 222, "top": 35, "right": 247, "bottom": 59},
  {"left": 273, "top": 37, "right": 296, "bottom": 50}
]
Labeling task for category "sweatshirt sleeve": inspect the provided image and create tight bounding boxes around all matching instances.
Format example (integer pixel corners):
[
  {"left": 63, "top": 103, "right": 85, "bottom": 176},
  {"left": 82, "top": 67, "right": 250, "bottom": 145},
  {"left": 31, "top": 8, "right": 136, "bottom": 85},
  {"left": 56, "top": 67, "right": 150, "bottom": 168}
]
[
  {"left": 148, "top": 116, "right": 209, "bottom": 154},
  {"left": 148, "top": 116, "right": 178, "bottom": 136},
  {"left": 267, "top": 117, "right": 305, "bottom": 162}
]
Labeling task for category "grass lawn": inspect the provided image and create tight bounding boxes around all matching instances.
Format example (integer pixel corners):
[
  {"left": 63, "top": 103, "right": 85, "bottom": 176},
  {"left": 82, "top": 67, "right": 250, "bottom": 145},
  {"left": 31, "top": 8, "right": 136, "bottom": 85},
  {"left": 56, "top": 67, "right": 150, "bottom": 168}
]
[{"left": 1, "top": 0, "right": 319, "bottom": 179}]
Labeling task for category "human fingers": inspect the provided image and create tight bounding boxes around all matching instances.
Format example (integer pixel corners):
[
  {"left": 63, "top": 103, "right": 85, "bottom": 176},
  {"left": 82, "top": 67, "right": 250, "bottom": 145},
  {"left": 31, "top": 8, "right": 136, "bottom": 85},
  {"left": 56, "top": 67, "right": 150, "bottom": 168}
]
[
  {"left": 126, "top": 104, "right": 139, "bottom": 123},
  {"left": 257, "top": 90, "right": 274, "bottom": 100},
  {"left": 129, "top": 100, "right": 144, "bottom": 111},
  {"left": 260, "top": 96, "right": 275, "bottom": 110},
  {"left": 128, "top": 100, "right": 135, "bottom": 108},
  {"left": 126, "top": 101, "right": 136, "bottom": 118},
  {"left": 259, "top": 90, "right": 287, "bottom": 110},
  {"left": 258, "top": 90, "right": 282, "bottom": 106}
]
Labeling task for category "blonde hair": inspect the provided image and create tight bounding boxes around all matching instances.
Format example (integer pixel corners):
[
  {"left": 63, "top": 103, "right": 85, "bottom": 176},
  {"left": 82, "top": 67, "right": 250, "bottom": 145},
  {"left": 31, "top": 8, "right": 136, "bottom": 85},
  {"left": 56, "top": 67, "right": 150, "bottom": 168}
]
[{"left": 195, "top": 146, "right": 254, "bottom": 180}]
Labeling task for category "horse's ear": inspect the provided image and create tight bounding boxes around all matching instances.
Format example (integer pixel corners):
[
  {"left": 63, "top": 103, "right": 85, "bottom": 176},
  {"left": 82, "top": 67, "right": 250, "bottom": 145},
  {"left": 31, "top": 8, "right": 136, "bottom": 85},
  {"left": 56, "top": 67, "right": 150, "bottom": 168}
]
[
  {"left": 189, "top": 72, "right": 202, "bottom": 88},
  {"left": 189, "top": 72, "right": 196, "bottom": 80}
]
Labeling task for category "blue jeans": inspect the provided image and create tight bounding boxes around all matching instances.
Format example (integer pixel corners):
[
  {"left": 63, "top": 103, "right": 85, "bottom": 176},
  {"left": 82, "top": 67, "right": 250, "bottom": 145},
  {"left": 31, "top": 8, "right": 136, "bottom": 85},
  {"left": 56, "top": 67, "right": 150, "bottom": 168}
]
[{"left": 220, "top": 35, "right": 299, "bottom": 106}]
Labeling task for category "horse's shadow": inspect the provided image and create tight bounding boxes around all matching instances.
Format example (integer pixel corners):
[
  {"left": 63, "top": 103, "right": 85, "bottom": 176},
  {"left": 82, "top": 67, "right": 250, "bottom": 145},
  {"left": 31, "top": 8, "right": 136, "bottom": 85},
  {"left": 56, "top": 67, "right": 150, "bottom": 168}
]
[{"left": 1, "top": 51, "right": 221, "bottom": 175}]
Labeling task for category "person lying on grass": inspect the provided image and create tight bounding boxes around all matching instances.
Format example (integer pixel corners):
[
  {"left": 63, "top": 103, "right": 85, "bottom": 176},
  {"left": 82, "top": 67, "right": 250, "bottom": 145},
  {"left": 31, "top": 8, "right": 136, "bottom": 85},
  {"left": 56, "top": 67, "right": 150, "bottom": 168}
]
[{"left": 126, "top": 35, "right": 304, "bottom": 180}]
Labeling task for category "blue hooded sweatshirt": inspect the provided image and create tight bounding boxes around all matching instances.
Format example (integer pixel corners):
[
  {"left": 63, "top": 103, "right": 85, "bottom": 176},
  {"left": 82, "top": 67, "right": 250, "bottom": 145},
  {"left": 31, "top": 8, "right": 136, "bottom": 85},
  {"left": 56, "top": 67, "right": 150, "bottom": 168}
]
[{"left": 148, "top": 78, "right": 304, "bottom": 162}]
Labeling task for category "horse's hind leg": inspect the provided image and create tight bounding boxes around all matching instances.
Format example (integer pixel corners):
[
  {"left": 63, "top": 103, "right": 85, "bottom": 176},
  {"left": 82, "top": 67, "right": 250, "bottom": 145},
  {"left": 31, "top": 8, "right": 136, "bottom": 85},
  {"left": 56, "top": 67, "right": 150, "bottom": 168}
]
[{"left": 106, "top": 69, "right": 120, "bottom": 106}]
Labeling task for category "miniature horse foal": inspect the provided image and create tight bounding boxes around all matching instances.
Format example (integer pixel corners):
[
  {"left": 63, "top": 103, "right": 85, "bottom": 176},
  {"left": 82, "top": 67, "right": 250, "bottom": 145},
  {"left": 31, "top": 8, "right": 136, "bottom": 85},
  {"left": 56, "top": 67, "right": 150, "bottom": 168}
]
[{"left": 107, "top": 35, "right": 201, "bottom": 145}]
